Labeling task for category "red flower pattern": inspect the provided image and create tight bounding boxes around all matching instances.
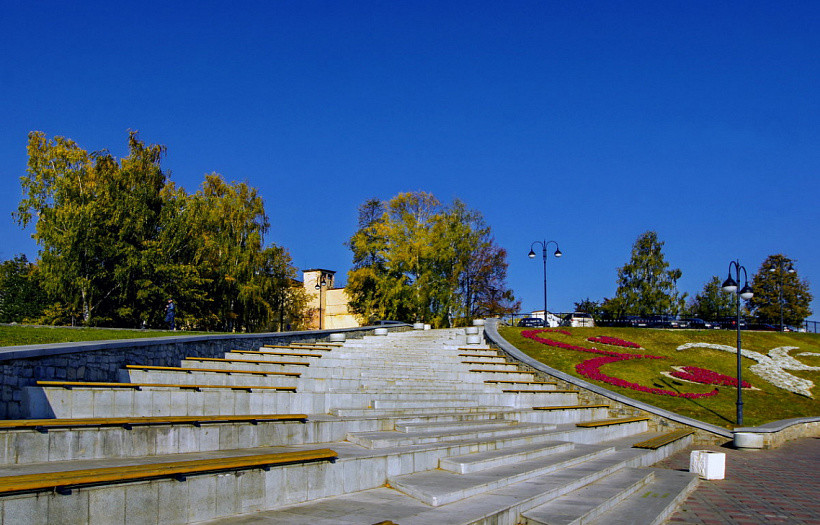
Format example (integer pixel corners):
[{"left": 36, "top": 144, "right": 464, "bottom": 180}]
[{"left": 521, "top": 329, "right": 720, "bottom": 399}]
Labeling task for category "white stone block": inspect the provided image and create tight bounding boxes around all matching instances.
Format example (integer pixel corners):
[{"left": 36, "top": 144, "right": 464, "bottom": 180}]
[
  {"left": 465, "top": 326, "right": 479, "bottom": 335},
  {"left": 374, "top": 328, "right": 389, "bottom": 336},
  {"left": 466, "top": 334, "right": 482, "bottom": 345},
  {"left": 689, "top": 450, "right": 725, "bottom": 480},
  {"left": 734, "top": 432, "right": 765, "bottom": 449},
  {"left": 413, "top": 323, "right": 426, "bottom": 330},
  {"left": 472, "top": 319, "right": 486, "bottom": 326},
  {"left": 329, "top": 333, "right": 346, "bottom": 342}
]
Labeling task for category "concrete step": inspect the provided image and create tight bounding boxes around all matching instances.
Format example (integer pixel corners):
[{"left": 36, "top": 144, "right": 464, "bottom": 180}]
[
  {"left": 389, "top": 443, "right": 615, "bottom": 506},
  {"left": 520, "top": 467, "right": 655, "bottom": 524},
  {"left": 439, "top": 440, "right": 576, "bottom": 474},
  {"left": 346, "top": 422, "right": 557, "bottom": 448},
  {"left": 584, "top": 468, "right": 699, "bottom": 525},
  {"left": 395, "top": 419, "right": 520, "bottom": 434}
]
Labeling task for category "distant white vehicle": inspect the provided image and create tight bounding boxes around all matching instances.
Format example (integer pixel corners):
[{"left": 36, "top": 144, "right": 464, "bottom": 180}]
[
  {"left": 530, "top": 310, "right": 562, "bottom": 327},
  {"left": 562, "top": 312, "right": 595, "bottom": 328}
]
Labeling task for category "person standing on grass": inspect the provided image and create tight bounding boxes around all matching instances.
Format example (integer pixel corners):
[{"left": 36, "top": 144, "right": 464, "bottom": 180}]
[{"left": 164, "top": 298, "right": 176, "bottom": 330}]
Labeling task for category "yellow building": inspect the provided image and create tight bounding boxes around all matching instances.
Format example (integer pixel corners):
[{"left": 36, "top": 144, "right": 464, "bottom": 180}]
[{"left": 303, "top": 269, "right": 361, "bottom": 330}]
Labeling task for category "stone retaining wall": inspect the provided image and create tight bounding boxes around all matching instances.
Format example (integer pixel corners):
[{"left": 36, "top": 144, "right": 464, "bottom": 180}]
[{"left": 0, "top": 325, "right": 409, "bottom": 419}]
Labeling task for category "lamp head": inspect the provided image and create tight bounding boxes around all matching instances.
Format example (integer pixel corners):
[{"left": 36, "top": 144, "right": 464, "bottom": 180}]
[
  {"left": 788, "top": 265, "right": 795, "bottom": 274},
  {"left": 528, "top": 249, "right": 536, "bottom": 259},
  {"left": 722, "top": 275, "right": 738, "bottom": 293},
  {"left": 553, "top": 249, "right": 562, "bottom": 258},
  {"left": 739, "top": 284, "right": 754, "bottom": 300}
]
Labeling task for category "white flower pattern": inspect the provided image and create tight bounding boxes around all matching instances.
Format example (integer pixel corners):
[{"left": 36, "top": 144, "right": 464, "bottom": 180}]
[{"left": 676, "top": 343, "right": 819, "bottom": 398}]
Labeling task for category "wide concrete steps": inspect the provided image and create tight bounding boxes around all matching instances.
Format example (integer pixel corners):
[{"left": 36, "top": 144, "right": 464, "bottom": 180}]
[
  {"left": 202, "top": 435, "right": 696, "bottom": 525},
  {"left": 390, "top": 442, "right": 616, "bottom": 506},
  {"left": 521, "top": 467, "right": 698, "bottom": 525},
  {"left": 347, "top": 421, "right": 558, "bottom": 448}
]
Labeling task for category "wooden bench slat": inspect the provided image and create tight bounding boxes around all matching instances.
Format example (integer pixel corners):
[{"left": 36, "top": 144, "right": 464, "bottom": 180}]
[
  {"left": 632, "top": 429, "right": 695, "bottom": 449},
  {"left": 0, "top": 449, "right": 337, "bottom": 494},
  {"left": 575, "top": 416, "right": 650, "bottom": 428},
  {"left": 35, "top": 381, "right": 297, "bottom": 392},
  {"left": 125, "top": 365, "right": 295, "bottom": 376},
  {"left": 231, "top": 350, "right": 322, "bottom": 358},
  {"left": 533, "top": 404, "right": 610, "bottom": 411},
  {"left": 262, "top": 344, "right": 333, "bottom": 351},
  {"left": 187, "top": 357, "right": 309, "bottom": 367},
  {"left": 0, "top": 414, "right": 308, "bottom": 430}
]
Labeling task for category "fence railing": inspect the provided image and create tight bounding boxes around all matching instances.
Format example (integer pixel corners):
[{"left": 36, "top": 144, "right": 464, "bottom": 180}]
[{"left": 501, "top": 312, "right": 819, "bottom": 333}]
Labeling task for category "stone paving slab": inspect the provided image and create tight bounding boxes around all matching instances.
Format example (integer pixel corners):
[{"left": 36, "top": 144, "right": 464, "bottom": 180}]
[{"left": 653, "top": 437, "right": 820, "bottom": 524}]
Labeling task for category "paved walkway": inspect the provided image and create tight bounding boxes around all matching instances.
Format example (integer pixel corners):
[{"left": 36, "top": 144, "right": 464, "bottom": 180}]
[{"left": 653, "top": 437, "right": 820, "bottom": 524}]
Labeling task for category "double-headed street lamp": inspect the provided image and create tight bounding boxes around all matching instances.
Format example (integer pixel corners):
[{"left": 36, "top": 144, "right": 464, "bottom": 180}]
[
  {"left": 528, "top": 241, "right": 562, "bottom": 328},
  {"left": 314, "top": 274, "right": 328, "bottom": 330},
  {"left": 721, "top": 260, "right": 754, "bottom": 425},
  {"left": 768, "top": 259, "right": 795, "bottom": 332}
]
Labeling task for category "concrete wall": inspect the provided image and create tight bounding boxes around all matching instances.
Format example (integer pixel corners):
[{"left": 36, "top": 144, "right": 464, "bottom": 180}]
[{"left": 0, "top": 324, "right": 409, "bottom": 419}]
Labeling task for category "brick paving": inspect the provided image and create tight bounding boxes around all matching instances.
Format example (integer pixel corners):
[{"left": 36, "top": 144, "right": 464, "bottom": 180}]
[{"left": 653, "top": 437, "right": 820, "bottom": 524}]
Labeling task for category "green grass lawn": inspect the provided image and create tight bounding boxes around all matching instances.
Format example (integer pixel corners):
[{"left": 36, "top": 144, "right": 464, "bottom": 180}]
[
  {"left": 0, "top": 325, "right": 213, "bottom": 347},
  {"left": 498, "top": 326, "right": 820, "bottom": 429}
]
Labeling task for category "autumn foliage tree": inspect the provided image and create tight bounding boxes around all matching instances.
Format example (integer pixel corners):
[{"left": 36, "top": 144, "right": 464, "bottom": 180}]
[
  {"left": 346, "top": 192, "right": 518, "bottom": 326},
  {"left": 14, "top": 131, "right": 305, "bottom": 331}
]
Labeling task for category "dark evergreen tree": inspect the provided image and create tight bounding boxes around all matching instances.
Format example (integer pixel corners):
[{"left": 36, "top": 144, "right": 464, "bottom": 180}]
[{"left": 749, "top": 255, "right": 812, "bottom": 328}]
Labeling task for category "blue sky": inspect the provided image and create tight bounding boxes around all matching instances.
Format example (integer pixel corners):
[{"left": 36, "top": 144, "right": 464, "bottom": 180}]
[{"left": 1, "top": 1, "right": 818, "bottom": 319}]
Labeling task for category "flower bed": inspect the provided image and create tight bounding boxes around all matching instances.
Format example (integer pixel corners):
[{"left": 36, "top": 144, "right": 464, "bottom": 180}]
[
  {"left": 586, "top": 336, "right": 641, "bottom": 349},
  {"left": 669, "top": 366, "right": 751, "bottom": 389},
  {"left": 576, "top": 356, "right": 719, "bottom": 398},
  {"left": 522, "top": 329, "right": 717, "bottom": 398}
]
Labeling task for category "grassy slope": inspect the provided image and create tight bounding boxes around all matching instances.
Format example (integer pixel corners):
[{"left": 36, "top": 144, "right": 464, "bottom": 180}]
[
  {"left": 498, "top": 326, "right": 820, "bottom": 429},
  {"left": 0, "top": 325, "right": 212, "bottom": 347}
]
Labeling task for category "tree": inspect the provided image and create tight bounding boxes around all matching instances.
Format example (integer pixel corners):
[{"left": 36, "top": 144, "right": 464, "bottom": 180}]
[
  {"left": 573, "top": 298, "right": 602, "bottom": 320},
  {"left": 0, "top": 255, "right": 48, "bottom": 323},
  {"left": 687, "top": 276, "right": 737, "bottom": 320},
  {"left": 346, "top": 192, "right": 518, "bottom": 326},
  {"left": 749, "top": 255, "right": 812, "bottom": 327},
  {"left": 15, "top": 131, "right": 305, "bottom": 331},
  {"left": 610, "top": 231, "right": 686, "bottom": 317}
]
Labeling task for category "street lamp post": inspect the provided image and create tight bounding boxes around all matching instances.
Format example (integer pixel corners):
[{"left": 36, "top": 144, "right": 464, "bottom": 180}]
[
  {"left": 314, "top": 274, "right": 327, "bottom": 330},
  {"left": 528, "top": 241, "right": 562, "bottom": 328},
  {"left": 721, "top": 260, "right": 754, "bottom": 425},
  {"left": 768, "top": 259, "right": 795, "bottom": 332}
]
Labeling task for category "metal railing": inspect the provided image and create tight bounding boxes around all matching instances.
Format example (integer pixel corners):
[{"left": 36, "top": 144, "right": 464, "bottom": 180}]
[{"left": 501, "top": 312, "right": 820, "bottom": 332}]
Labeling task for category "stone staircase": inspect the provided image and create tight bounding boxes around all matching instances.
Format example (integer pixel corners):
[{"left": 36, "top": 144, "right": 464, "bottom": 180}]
[{"left": 0, "top": 328, "right": 698, "bottom": 524}]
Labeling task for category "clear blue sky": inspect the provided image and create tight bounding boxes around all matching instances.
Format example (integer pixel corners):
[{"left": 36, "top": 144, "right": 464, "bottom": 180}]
[{"left": 1, "top": 1, "right": 818, "bottom": 319}]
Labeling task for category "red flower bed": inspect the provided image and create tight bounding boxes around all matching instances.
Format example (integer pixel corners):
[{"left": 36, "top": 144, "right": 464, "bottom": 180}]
[
  {"left": 670, "top": 366, "right": 751, "bottom": 389},
  {"left": 586, "top": 336, "right": 641, "bottom": 349},
  {"left": 522, "top": 329, "right": 720, "bottom": 399}
]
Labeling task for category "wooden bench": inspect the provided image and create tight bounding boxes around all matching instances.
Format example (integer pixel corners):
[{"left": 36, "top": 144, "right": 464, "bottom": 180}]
[
  {"left": 575, "top": 416, "right": 650, "bottom": 428},
  {"left": 533, "top": 404, "right": 610, "bottom": 411},
  {"left": 285, "top": 342, "right": 343, "bottom": 347},
  {"left": 458, "top": 353, "right": 499, "bottom": 358},
  {"left": 125, "top": 364, "right": 299, "bottom": 377},
  {"left": 0, "top": 414, "right": 308, "bottom": 431},
  {"left": 632, "top": 429, "right": 695, "bottom": 449},
  {"left": 231, "top": 350, "right": 322, "bottom": 358},
  {"left": 35, "top": 381, "right": 297, "bottom": 392},
  {"left": 0, "top": 448, "right": 337, "bottom": 495},
  {"left": 461, "top": 360, "right": 507, "bottom": 365},
  {"left": 185, "top": 357, "right": 310, "bottom": 367},
  {"left": 263, "top": 344, "right": 335, "bottom": 351}
]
